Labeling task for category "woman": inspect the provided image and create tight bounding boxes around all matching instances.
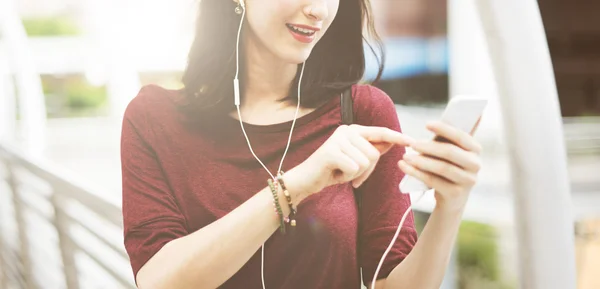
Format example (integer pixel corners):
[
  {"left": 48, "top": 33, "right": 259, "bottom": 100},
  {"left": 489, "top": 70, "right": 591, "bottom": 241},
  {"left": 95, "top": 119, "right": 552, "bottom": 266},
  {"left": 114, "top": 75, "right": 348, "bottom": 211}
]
[{"left": 121, "top": 0, "right": 482, "bottom": 288}]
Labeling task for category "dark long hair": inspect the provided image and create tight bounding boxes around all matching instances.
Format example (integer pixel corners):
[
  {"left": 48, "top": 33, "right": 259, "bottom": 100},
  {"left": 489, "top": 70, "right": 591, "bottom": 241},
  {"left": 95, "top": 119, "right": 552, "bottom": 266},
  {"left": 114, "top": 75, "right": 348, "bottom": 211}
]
[{"left": 180, "top": 0, "right": 385, "bottom": 120}]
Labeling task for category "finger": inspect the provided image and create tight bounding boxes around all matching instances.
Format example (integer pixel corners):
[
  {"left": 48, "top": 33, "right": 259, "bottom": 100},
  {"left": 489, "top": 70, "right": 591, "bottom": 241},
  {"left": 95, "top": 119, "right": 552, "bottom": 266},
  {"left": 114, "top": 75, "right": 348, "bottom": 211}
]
[
  {"left": 352, "top": 163, "right": 377, "bottom": 188},
  {"left": 331, "top": 150, "right": 360, "bottom": 181},
  {"left": 426, "top": 121, "right": 482, "bottom": 154},
  {"left": 339, "top": 140, "right": 370, "bottom": 177},
  {"left": 351, "top": 125, "right": 414, "bottom": 147},
  {"left": 403, "top": 154, "right": 477, "bottom": 187},
  {"left": 410, "top": 140, "right": 481, "bottom": 173},
  {"left": 370, "top": 142, "right": 394, "bottom": 155},
  {"left": 398, "top": 160, "right": 458, "bottom": 193},
  {"left": 348, "top": 135, "right": 381, "bottom": 187},
  {"left": 349, "top": 133, "right": 381, "bottom": 163}
]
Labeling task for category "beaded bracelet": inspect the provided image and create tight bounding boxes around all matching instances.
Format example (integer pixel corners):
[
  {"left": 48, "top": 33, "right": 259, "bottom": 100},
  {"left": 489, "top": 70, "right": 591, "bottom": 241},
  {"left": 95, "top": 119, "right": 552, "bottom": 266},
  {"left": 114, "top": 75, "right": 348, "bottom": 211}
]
[
  {"left": 267, "top": 178, "right": 286, "bottom": 234},
  {"left": 276, "top": 171, "right": 297, "bottom": 227}
]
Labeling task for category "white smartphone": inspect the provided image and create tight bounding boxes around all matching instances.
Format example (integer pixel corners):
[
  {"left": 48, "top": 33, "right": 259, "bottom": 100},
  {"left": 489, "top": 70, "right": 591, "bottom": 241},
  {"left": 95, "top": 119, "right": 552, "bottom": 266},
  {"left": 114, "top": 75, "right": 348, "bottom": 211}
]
[{"left": 399, "top": 96, "right": 489, "bottom": 194}]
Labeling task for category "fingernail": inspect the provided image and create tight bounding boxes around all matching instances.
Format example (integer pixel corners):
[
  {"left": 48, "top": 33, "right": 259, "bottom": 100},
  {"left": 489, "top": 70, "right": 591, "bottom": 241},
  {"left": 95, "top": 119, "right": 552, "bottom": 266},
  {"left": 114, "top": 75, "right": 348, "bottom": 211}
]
[
  {"left": 404, "top": 154, "right": 414, "bottom": 161},
  {"left": 427, "top": 121, "right": 443, "bottom": 130},
  {"left": 410, "top": 140, "right": 423, "bottom": 148},
  {"left": 402, "top": 135, "right": 415, "bottom": 145}
]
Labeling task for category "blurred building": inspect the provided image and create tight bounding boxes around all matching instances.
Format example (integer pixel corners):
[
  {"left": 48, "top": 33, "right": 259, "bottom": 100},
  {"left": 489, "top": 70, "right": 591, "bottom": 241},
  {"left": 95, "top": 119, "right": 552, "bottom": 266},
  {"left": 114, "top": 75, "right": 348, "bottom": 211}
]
[
  {"left": 369, "top": 0, "right": 449, "bottom": 105},
  {"left": 368, "top": 0, "right": 600, "bottom": 119},
  {"left": 540, "top": 0, "right": 600, "bottom": 117},
  {"left": 539, "top": 2, "right": 600, "bottom": 287}
]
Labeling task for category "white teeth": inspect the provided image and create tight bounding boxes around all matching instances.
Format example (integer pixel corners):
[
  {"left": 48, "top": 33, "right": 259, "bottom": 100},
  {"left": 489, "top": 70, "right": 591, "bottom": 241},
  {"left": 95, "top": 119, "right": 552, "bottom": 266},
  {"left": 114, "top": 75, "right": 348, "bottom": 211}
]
[{"left": 288, "top": 25, "right": 314, "bottom": 35}]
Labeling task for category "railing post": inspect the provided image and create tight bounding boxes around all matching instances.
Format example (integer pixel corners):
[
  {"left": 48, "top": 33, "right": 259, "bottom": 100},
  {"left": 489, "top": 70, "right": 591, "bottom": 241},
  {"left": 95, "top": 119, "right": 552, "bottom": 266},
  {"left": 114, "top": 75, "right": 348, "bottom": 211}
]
[
  {"left": 7, "top": 164, "right": 35, "bottom": 289},
  {"left": 50, "top": 192, "right": 80, "bottom": 289},
  {"left": 1, "top": 143, "right": 136, "bottom": 288},
  {"left": 0, "top": 209, "right": 7, "bottom": 289}
]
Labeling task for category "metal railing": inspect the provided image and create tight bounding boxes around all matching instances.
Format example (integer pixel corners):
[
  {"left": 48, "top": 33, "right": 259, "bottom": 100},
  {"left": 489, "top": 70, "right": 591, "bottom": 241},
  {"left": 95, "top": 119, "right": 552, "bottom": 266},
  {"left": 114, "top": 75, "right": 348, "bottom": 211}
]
[{"left": 0, "top": 142, "right": 135, "bottom": 289}]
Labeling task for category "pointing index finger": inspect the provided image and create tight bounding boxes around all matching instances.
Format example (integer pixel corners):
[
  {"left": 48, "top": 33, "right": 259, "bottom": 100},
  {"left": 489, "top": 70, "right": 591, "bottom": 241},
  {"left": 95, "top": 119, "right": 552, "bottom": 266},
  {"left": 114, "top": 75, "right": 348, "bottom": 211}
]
[{"left": 352, "top": 125, "right": 414, "bottom": 146}]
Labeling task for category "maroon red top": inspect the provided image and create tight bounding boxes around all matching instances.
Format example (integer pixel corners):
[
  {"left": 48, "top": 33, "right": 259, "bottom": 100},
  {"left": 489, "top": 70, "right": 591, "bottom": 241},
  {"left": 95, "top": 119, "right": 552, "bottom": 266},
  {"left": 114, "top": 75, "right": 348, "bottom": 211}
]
[{"left": 121, "top": 84, "right": 417, "bottom": 288}]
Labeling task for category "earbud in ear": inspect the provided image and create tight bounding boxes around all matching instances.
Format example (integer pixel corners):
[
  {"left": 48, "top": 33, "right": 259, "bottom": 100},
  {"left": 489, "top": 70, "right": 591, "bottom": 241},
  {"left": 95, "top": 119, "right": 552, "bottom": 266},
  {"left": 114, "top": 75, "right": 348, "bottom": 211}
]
[
  {"left": 233, "top": 0, "right": 245, "bottom": 105},
  {"left": 234, "top": 0, "right": 245, "bottom": 15}
]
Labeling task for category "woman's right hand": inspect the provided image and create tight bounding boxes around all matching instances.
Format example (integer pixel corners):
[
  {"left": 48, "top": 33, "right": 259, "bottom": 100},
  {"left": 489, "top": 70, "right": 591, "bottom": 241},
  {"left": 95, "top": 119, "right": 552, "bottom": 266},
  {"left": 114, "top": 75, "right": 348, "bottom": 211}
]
[{"left": 284, "top": 124, "right": 414, "bottom": 202}]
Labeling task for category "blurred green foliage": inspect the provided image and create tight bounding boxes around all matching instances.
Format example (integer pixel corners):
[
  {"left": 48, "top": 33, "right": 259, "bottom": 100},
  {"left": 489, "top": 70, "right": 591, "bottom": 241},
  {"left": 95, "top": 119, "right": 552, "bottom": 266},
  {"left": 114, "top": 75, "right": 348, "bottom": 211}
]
[
  {"left": 42, "top": 75, "right": 107, "bottom": 118},
  {"left": 413, "top": 213, "right": 514, "bottom": 289},
  {"left": 21, "top": 16, "right": 80, "bottom": 36},
  {"left": 457, "top": 221, "right": 514, "bottom": 289},
  {"left": 64, "top": 80, "right": 107, "bottom": 109},
  {"left": 458, "top": 221, "right": 500, "bottom": 280}
]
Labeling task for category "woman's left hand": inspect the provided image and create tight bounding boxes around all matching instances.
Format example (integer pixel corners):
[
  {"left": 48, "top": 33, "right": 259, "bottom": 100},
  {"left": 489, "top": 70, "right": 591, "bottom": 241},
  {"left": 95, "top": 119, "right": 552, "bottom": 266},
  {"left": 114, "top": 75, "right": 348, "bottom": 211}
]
[{"left": 398, "top": 121, "right": 483, "bottom": 212}]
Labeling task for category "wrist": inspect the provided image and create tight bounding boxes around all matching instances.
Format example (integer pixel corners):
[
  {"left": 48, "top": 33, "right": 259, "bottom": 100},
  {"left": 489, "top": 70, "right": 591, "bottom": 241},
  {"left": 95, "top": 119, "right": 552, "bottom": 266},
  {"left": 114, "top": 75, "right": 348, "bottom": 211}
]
[
  {"left": 266, "top": 178, "right": 293, "bottom": 233},
  {"left": 434, "top": 198, "right": 467, "bottom": 216},
  {"left": 280, "top": 167, "right": 312, "bottom": 205}
]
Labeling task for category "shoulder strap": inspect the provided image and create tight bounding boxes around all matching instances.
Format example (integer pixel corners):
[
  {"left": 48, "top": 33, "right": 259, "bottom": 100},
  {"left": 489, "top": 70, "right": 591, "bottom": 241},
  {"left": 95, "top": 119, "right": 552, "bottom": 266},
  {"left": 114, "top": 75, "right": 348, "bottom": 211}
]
[
  {"left": 340, "top": 88, "right": 360, "bottom": 210},
  {"left": 340, "top": 87, "right": 364, "bottom": 283},
  {"left": 341, "top": 88, "right": 354, "bottom": 125}
]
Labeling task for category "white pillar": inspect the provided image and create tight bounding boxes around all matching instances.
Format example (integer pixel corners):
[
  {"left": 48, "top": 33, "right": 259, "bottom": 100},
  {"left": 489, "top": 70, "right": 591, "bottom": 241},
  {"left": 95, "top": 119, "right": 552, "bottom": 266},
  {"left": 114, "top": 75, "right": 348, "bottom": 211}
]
[
  {"left": 0, "top": 0, "right": 47, "bottom": 155},
  {"left": 475, "top": 1, "right": 577, "bottom": 288},
  {"left": 0, "top": 52, "right": 16, "bottom": 141}
]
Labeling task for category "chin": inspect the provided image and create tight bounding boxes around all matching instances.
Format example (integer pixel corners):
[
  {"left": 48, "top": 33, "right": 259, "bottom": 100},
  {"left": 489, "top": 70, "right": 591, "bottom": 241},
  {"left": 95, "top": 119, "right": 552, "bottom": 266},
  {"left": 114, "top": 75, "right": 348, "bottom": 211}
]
[{"left": 280, "top": 47, "right": 315, "bottom": 64}]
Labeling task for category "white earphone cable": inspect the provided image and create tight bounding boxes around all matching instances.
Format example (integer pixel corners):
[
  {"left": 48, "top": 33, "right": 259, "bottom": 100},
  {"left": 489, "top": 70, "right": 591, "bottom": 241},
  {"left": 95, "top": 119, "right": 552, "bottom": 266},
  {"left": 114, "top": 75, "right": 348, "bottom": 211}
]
[
  {"left": 370, "top": 190, "right": 428, "bottom": 289},
  {"left": 234, "top": 64, "right": 303, "bottom": 289},
  {"left": 233, "top": 3, "right": 425, "bottom": 289},
  {"left": 233, "top": 4, "right": 304, "bottom": 289},
  {"left": 234, "top": 4, "right": 244, "bottom": 81}
]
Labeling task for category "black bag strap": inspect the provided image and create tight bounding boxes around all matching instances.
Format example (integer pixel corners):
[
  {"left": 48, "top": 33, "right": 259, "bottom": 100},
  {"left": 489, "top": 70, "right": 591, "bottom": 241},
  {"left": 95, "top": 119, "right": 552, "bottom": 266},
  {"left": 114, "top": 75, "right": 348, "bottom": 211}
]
[
  {"left": 340, "top": 89, "right": 359, "bottom": 210},
  {"left": 341, "top": 88, "right": 364, "bottom": 282},
  {"left": 341, "top": 88, "right": 354, "bottom": 125}
]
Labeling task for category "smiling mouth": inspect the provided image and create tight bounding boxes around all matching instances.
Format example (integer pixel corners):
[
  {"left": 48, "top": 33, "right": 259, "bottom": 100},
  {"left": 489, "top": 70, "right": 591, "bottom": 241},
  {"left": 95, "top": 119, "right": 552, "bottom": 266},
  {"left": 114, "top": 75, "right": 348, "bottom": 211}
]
[{"left": 286, "top": 24, "right": 317, "bottom": 36}]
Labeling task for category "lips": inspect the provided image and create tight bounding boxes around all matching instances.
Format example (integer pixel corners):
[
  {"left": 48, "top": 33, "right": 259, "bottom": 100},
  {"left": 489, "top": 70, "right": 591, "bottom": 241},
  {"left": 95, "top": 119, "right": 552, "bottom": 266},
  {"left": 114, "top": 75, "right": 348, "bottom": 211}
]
[{"left": 286, "top": 23, "right": 320, "bottom": 44}]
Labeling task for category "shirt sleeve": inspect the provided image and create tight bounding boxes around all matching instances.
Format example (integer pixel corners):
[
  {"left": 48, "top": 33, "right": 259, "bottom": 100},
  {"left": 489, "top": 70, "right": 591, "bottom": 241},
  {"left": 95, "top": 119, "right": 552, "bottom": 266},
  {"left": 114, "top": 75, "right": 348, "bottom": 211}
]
[
  {"left": 353, "top": 85, "right": 418, "bottom": 284},
  {"left": 121, "top": 88, "right": 189, "bottom": 281}
]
